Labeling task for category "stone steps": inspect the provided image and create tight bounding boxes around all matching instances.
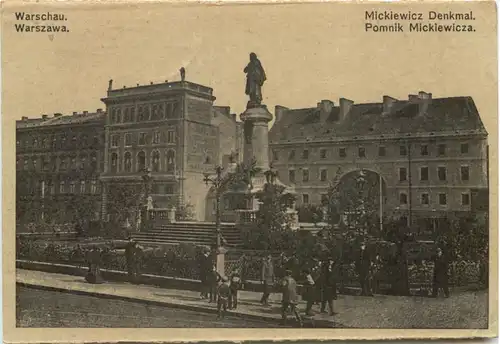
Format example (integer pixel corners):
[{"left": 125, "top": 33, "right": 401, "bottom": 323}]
[{"left": 131, "top": 222, "right": 243, "bottom": 247}]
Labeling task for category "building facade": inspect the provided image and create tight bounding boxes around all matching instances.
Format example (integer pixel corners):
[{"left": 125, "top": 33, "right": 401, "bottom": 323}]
[
  {"left": 269, "top": 92, "right": 489, "bottom": 229},
  {"left": 16, "top": 111, "right": 105, "bottom": 225}
]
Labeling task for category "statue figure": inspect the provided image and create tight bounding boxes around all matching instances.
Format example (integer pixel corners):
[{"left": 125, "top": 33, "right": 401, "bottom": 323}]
[
  {"left": 244, "top": 53, "right": 266, "bottom": 107},
  {"left": 108, "top": 79, "right": 113, "bottom": 91},
  {"left": 180, "top": 67, "right": 186, "bottom": 81}
]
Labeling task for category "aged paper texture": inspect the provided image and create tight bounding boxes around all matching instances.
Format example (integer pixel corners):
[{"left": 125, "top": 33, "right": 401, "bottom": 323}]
[{"left": 3, "top": 0, "right": 498, "bottom": 342}]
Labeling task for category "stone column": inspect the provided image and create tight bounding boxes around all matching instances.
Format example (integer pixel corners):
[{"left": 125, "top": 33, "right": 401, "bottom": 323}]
[{"left": 240, "top": 106, "right": 273, "bottom": 171}]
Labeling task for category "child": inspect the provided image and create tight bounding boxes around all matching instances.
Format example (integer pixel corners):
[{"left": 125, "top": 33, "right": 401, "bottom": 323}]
[
  {"left": 217, "top": 276, "right": 231, "bottom": 319},
  {"left": 208, "top": 264, "right": 221, "bottom": 303},
  {"left": 229, "top": 268, "right": 242, "bottom": 309}
]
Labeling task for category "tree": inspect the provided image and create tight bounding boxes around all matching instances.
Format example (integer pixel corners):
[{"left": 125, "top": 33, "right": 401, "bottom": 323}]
[
  {"left": 297, "top": 204, "right": 324, "bottom": 224},
  {"left": 107, "top": 183, "right": 143, "bottom": 225}
]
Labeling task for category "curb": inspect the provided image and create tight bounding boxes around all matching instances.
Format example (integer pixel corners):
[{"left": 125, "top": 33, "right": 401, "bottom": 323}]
[{"left": 17, "top": 281, "right": 337, "bottom": 328}]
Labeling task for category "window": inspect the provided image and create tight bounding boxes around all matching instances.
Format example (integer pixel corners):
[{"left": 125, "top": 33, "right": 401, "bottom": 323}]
[
  {"left": 358, "top": 147, "right": 366, "bottom": 158},
  {"left": 400, "top": 193, "right": 408, "bottom": 205},
  {"left": 302, "top": 194, "right": 309, "bottom": 204},
  {"left": 302, "top": 150, "right": 309, "bottom": 159},
  {"left": 42, "top": 138, "right": 47, "bottom": 148},
  {"left": 80, "top": 180, "right": 86, "bottom": 194},
  {"left": 51, "top": 156, "right": 57, "bottom": 171},
  {"left": 152, "top": 151, "right": 160, "bottom": 172},
  {"left": 153, "top": 131, "right": 160, "bottom": 144},
  {"left": 32, "top": 158, "right": 38, "bottom": 171},
  {"left": 320, "top": 149, "right": 327, "bottom": 159},
  {"left": 439, "top": 193, "right": 447, "bottom": 205},
  {"left": 48, "top": 182, "right": 55, "bottom": 195},
  {"left": 461, "top": 166, "right": 470, "bottom": 181},
  {"left": 80, "top": 155, "right": 86, "bottom": 170},
  {"left": 51, "top": 137, "right": 57, "bottom": 149},
  {"left": 124, "top": 108, "right": 131, "bottom": 123},
  {"left": 420, "top": 167, "right": 429, "bottom": 181},
  {"left": 288, "top": 150, "right": 296, "bottom": 161},
  {"left": 111, "top": 135, "right": 120, "bottom": 147},
  {"left": 165, "top": 184, "right": 174, "bottom": 194},
  {"left": 33, "top": 138, "right": 38, "bottom": 147},
  {"left": 272, "top": 150, "right": 279, "bottom": 161},
  {"left": 420, "top": 145, "right": 429, "bottom": 156},
  {"left": 59, "top": 157, "right": 67, "bottom": 171},
  {"left": 421, "top": 193, "right": 429, "bottom": 205},
  {"left": 302, "top": 169, "right": 309, "bottom": 182},
  {"left": 90, "top": 180, "right": 97, "bottom": 194},
  {"left": 41, "top": 157, "right": 48, "bottom": 171},
  {"left": 166, "top": 150, "right": 175, "bottom": 172},
  {"left": 288, "top": 170, "right": 296, "bottom": 183},
  {"left": 124, "top": 152, "right": 132, "bottom": 172},
  {"left": 90, "top": 153, "right": 97, "bottom": 170},
  {"left": 400, "top": 145, "right": 407, "bottom": 156},
  {"left": 59, "top": 181, "right": 66, "bottom": 194},
  {"left": 111, "top": 153, "right": 118, "bottom": 173},
  {"left": 320, "top": 169, "right": 328, "bottom": 182},
  {"left": 138, "top": 133, "right": 147, "bottom": 145},
  {"left": 23, "top": 159, "right": 28, "bottom": 170},
  {"left": 461, "top": 143, "right": 469, "bottom": 154},
  {"left": 71, "top": 135, "right": 77, "bottom": 146},
  {"left": 438, "top": 167, "right": 447, "bottom": 181},
  {"left": 438, "top": 144, "right": 446, "bottom": 156},
  {"left": 69, "top": 181, "right": 75, "bottom": 194},
  {"left": 71, "top": 156, "right": 77, "bottom": 169},
  {"left": 137, "top": 151, "right": 146, "bottom": 172},
  {"left": 462, "top": 193, "right": 470, "bottom": 206},
  {"left": 124, "top": 133, "right": 132, "bottom": 146},
  {"left": 339, "top": 148, "right": 346, "bottom": 158},
  {"left": 399, "top": 167, "right": 407, "bottom": 181},
  {"left": 378, "top": 146, "right": 386, "bottom": 157},
  {"left": 167, "top": 130, "right": 176, "bottom": 144}
]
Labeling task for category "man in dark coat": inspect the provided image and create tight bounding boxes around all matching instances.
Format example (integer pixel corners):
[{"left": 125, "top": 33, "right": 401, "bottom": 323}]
[
  {"left": 125, "top": 239, "right": 141, "bottom": 283},
  {"left": 356, "top": 243, "right": 372, "bottom": 296},
  {"left": 85, "top": 246, "right": 104, "bottom": 284},
  {"left": 432, "top": 247, "right": 450, "bottom": 298},
  {"left": 319, "top": 257, "right": 337, "bottom": 315},
  {"left": 260, "top": 254, "right": 275, "bottom": 306},
  {"left": 199, "top": 249, "right": 212, "bottom": 299}
]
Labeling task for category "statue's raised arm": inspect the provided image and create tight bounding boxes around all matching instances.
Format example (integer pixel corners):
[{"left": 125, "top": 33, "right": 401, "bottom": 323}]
[{"left": 244, "top": 52, "right": 266, "bottom": 108}]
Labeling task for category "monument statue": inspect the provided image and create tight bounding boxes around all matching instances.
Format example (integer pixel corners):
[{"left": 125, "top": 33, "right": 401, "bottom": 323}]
[
  {"left": 244, "top": 52, "right": 266, "bottom": 107},
  {"left": 180, "top": 67, "right": 186, "bottom": 82}
]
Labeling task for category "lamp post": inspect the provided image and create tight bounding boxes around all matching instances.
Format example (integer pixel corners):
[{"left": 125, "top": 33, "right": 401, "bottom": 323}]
[
  {"left": 203, "top": 166, "right": 227, "bottom": 275},
  {"left": 141, "top": 167, "right": 152, "bottom": 230}
]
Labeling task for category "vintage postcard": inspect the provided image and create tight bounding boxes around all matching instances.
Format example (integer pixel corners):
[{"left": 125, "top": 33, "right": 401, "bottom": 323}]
[{"left": 2, "top": 0, "right": 498, "bottom": 342}]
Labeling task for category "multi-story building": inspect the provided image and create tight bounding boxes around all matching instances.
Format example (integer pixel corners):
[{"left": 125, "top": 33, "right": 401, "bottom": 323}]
[
  {"left": 100, "top": 80, "right": 242, "bottom": 223},
  {"left": 269, "top": 91, "right": 489, "bottom": 230},
  {"left": 16, "top": 111, "right": 105, "bottom": 225}
]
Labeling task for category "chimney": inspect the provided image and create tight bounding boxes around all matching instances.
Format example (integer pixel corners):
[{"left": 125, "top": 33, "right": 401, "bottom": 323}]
[
  {"left": 408, "top": 94, "right": 419, "bottom": 102},
  {"left": 21, "top": 116, "right": 28, "bottom": 120},
  {"left": 383, "top": 95, "right": 398, "bottom": 113},
  {"left": 97, "top": 108, "right": 103, "bottom": 113},
  {"left": 418, "top": 91, "right": 432, "bottom": 114},
  {"left": 42, "top": 114, "right": 48, "bottom": 120},
  {"left": 83, "top": 111, "right": 88, "bottom": 115},
  {"left": 275, "top": 105, "right": 289, "bottom": 122},
  {"left": 339, "top": 98, "right": 354, "bottom": 121},
  {"left": 318, "top": 100, "right": 334, "bottom": 122},
  {"left": 54, "top": 113, "right": 62, "bottom": 117},
  {"left": 231, "top": 113, "right": 236, "bottom": 121},
  {"left": 72, "top": 111, "right": 78, "bottom": 116}
]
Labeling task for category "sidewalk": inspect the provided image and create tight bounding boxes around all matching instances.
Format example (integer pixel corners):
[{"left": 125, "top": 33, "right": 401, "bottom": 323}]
[{"left": 16, "top": 269, "right": 488, "bottom": 329}]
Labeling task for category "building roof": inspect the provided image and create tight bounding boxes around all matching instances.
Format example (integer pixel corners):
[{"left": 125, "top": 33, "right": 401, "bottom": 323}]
[
  {"left": 16, "top": 111, "right": 105, "bottom": 130},
  {"left": 269, "top": 96, "right": 487, "bottom": 142}
]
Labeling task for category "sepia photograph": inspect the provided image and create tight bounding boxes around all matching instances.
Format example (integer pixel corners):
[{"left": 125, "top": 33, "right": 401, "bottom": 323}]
[{"left": 2, "top": 0, "right": 497, "bottom": 341}]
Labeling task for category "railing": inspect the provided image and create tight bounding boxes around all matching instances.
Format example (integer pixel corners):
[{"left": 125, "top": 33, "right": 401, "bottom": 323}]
[
  {"left": 149, "top": 208, "right": 175, "bottom": 226},
  {"left": 235, "top": 209, "right": 258, "bottom": 225}
]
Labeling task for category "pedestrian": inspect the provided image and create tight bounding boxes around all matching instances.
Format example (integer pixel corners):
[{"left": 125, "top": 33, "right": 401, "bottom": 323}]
[
  {"left": 260, "top": 254, "right": 275, "bottom": 306},
  {"left": 319, "top": 257, "right": 337, "bottom": 315},
  {"left": 199, "top": 248, "right": 212, "bottom": 299},
  {"left": 356, "top": 243, "right": 372, "bottom": 296},
  {"left": 432, "top": 247, "right": 450, "bottom": 298},
  {"left": 228, "top": 268, "right": 241, "bottom": 310},
  {"left": 208, "top": 264, "right": 221, "bottom": 303},
  {"left": 371, "top": 254, "right": 382, "bottom": 294},
  {"left": 125, "top": 239, "right": 139, "bottom": 283},
  {"left": 312, "top": 259, "right": 322, "bottom": 306},
  {"left": 216, "top": 276, "right": 231, "bottom": 319},
  {"left": 280, "top": 269, "right": 303, "bottom": 327},
  {"left": 301, "top": 268, "right": 316, "bottom": 316},
  {"left": 85, "top": 246, "right": 104, "bottom": 284}
]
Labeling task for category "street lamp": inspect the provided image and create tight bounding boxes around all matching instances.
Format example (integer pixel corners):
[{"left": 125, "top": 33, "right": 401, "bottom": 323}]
[{"left": 203, "top": 166, "right": 225, "bottom": 251}]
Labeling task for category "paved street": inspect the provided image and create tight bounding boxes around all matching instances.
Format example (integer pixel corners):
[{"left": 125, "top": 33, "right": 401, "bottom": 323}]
[
  {"left": 17, "top": 287, "right": 285, "bottom": 328},
  {"left": 17, "top": 269, "right": 488, "bottom": 328}
]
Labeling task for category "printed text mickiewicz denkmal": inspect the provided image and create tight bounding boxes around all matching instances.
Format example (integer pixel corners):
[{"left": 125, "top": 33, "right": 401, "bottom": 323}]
[{"left": 365, "top": 10, "right": 475, "bottom": 21}]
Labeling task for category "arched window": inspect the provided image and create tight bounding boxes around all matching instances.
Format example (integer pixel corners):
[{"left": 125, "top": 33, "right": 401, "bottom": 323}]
[
  {"left": 166, "top": 150, "right": 175, "bottom": 173},
  {"left": 116, "top": 109, "right": 122, "bottom": 123},
  {"left": 152, "top": 151, "right": 160, "bottom": 172},
  {"left": 137, "top": 151, "right": 146, "bottom": 172},
  {"left": 80, "top": 154, "right": 87, "bottom": 170},
  {"left": 111, "top": 153, "right": 118, "bottom": 173},
  {"left": 90, "top": 152, "right": 97, "bottom": 170},
  {"left": 124, "top": 152, "right": 132, "bottom": 172}
]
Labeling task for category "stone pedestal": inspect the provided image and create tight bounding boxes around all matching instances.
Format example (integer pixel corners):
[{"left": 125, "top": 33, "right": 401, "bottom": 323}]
[
  {"left": 240, "top": 105, "right": 273, "bottom": 171},
  {"left": 215, "top": 246, "right": 227, "bottom": 276},
  {"left": 167, "top": 207, "right": 176, "bottom": 223}
]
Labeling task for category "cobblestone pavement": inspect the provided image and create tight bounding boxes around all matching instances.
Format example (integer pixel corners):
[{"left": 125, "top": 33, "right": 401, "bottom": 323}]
[
  {"left": 17, "top": 287, "right": 286, "bottom": 328},
  {"left": 17, "top": 269, "right": 488, "bottom": 328}
]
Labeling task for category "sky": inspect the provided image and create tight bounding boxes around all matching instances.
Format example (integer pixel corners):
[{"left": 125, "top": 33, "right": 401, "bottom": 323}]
[{"left": 3, "top": 1, "right": 497, "bottom": 136}]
